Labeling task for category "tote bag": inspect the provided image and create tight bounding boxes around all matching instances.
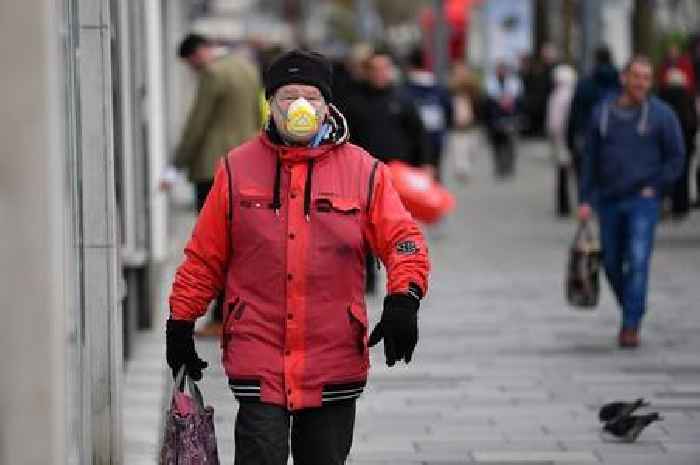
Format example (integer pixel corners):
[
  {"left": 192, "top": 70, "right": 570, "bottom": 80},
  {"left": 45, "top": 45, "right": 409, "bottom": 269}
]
[{"left": 160, "top": 368, "right": 220, "bottom": 465}]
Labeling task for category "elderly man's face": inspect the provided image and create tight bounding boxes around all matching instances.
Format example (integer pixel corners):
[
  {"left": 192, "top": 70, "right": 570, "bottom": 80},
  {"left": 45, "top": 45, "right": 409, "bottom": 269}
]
[{"left": 272, "top": 84, "right": 328, "bottom": 144}]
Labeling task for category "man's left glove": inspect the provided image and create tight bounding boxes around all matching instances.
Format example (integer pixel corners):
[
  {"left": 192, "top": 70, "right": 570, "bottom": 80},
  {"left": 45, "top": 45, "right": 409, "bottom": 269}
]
[
  {"left": 166, "top": 319, "right": 209, "bottom": 381},
  {"left": 368, "top": 290, "right": 420, "bottom": 367}
]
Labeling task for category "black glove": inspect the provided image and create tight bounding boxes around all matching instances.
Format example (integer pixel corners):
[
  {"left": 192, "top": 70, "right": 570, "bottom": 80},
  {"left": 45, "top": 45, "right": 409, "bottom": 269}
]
[
  {"left": 166, "top": 319, "right": 208, "bottom": 381},
  {"left": 368, "top": 290, "right": 420, "bottom": 366}
]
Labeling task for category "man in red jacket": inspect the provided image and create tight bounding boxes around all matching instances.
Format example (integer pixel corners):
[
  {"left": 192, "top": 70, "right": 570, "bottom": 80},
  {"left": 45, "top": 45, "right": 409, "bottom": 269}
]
[{"left": 166, "top": 50, "right": 430, "bottom": 465}]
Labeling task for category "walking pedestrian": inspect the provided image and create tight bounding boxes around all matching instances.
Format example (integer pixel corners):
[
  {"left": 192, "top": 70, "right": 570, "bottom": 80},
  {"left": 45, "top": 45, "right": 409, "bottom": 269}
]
[
  {"left": 332, "top": 42, "right": 373, "bottom": 120},
  {"left": 344, "top": 47, "right": 433, "bottom": 292},
  {"left": 578, "top": 56, "right": 685, "bottom": 348},
  {"left": 169, "top": 33, "right": 262, "bottom": 337},
  {"left": 485, "top": 62, "right": 522, "bottom": 179},
  {"left": 403, "top": 46, "right": 453, "bottom": 181},
  {"left": 345, "top": 48, "right": 433, "bottom": 168},
  {"left": 657, "top": 68, "right": 698, "bottom": 219},
  {"left": 166, "top": 49, "right": 430, "bottom": 464},
  {"left": 657, "top": 43, "right": 696, "bottom": 96},
  {"left": 567, "top": 46, "right": 621, "bottom": 177},
  {"left": 448, "top": 61, "right": 482, "bottom": 183},
  {"left": 546, "top": 64, "right": 577, "bottom": 217},
  {"left": 521, "top": 44, "right": 558, "bottom": 138},
  {"left": 690, "top": 35, "right": 700, "bottom": 208}
]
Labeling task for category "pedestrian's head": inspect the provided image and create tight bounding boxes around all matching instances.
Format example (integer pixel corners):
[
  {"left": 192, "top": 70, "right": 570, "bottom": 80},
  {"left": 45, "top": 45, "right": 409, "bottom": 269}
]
[
  {"left": 621, "top": 55, "right": 653, "bottom": 104},
  {"left": 366, "top": 49, "right": 397, "bottom": 90},
  {"left": 667, "top": 43, "right": 681, "bottom": 61},
  {"left": 594, "top": 46, "right": 613, "bottom": 67},
  {"left": 265, "top": 49, "right": 333, "bottom": 144},
  {"left": 540, "top": 43, "right": 558, "bottom": 65},
  {"left": 407, "top": 46, "right": 425, "bottom": 71},
  {"left": 178, "top": 33, "right": 214, "bottom": 71},
  {"left": 346, "top": 42, "right": 373, "bottom": 81}
]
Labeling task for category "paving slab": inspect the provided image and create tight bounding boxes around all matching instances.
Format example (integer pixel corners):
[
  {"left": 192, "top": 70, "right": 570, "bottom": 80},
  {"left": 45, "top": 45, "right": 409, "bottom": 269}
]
[{"left": 471, "top": 451, "right": 598, "bottom": 463}]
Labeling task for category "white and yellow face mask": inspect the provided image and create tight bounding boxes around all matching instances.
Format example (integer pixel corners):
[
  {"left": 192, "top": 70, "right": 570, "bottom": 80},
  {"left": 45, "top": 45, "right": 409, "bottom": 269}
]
[{"left": 283, "top": 97, "right": 319, "bottom": 137}]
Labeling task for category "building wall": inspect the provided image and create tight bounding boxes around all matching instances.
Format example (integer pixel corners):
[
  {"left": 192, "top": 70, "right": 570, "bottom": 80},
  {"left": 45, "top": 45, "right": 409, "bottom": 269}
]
[
  {"left": 0, "top": 0, "right": 70, "bottom": 463},
  {"left": 0, "top": 0, "right": 124, "bottom": 463}
]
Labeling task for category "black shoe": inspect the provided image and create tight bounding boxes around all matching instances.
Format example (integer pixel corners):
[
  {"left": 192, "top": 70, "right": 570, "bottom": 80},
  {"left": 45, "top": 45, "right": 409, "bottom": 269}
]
[
  {"left": 603, "top": 412, "right": 662, "bottom": 442},
  {"left": 599, "top": 398, "right": 648, "bottom": 422}
]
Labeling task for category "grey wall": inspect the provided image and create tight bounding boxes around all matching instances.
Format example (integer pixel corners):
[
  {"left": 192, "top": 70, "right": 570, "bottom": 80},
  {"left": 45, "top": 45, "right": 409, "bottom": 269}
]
[
  {"left": 0, "top": 0, "right": 121, "bottom": 463},
  {"left": 0, "top": 0, "right": 69, "bottom": 463},
  {"left": 75, "top": 1, "right": 122, "bottom": 463}
]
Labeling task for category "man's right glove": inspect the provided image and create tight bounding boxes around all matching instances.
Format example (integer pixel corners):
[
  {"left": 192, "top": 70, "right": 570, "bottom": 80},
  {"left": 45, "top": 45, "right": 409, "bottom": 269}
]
[
  {"left": 368, "top": 290, "right": 420, "bottom": 367},
  {"left": 166, "top": 319, "right": 208, "bottom": 380}
]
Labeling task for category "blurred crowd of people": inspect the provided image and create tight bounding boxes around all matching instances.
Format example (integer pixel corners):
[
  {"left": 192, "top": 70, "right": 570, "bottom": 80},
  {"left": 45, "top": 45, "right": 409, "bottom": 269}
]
[
  {"left": 169, "top": 33, "right": 700, "bottom": 308},
  {"left": 558, "top": 40, "right": 700, "bottom": 221}
]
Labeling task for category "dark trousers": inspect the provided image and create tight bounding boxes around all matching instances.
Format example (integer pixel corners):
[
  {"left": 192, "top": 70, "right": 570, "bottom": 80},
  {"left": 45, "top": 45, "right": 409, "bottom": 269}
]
[
  {"left": 234, "top": 401, "right": 356, "bottom": 465},
  {"left": 492, "top": 139, "right": 516, "bottom": 178},
  {"left": 194, "top": 181, "right": 222, "bottom": 322},
  {"left": 671, "top": 152, "right": 693, "bottom": 215},
  {"left": 557, "top": 165, "right": 572, "bottom": 216},
  {"left": 365, "top": 254, "right": 377, "bottom": 294},
  {"left": 488, "top": 130, "right": 517, "bottom": 179}
]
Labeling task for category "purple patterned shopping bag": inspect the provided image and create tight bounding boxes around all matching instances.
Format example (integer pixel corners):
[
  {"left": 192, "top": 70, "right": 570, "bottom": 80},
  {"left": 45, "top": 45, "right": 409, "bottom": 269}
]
[{"left": 160, "top": 369, "right": 220, "bottom": 465}]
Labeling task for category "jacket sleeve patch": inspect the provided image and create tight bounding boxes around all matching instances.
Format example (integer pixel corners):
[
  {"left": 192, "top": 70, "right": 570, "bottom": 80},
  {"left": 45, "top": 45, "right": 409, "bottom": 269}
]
[{"left": 396, "top": 240, "right": 419, "bottom": 255}]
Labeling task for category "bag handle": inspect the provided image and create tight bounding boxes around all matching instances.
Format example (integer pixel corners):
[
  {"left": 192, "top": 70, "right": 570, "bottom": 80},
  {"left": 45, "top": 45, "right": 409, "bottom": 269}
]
[
  {"left": 171, "top": 367, "right": 206, "bottom": 414},
  {"left": 574, "top": 220, "right": 596, "bottom": 245}
]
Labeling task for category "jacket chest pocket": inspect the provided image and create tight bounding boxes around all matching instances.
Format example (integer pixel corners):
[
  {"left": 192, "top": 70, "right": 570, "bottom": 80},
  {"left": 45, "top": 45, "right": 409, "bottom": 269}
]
[
  {"left": 235, "top": 191, "right": 281, "bottom": 245},
  {"left": 312, "top": 197, "right": 364, "bottom": 253},
  {"left": 240, "top": 197, "right": 273, "bottom": 210},
  {"left": 315, "top": 197, "right": 360, "bottom": 215}
]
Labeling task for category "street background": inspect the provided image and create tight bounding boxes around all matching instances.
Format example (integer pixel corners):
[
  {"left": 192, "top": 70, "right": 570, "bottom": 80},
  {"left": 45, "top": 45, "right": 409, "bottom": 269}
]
[
  {"left": 125, "top": 138, "right": 700, "bottom": 464},
  {"left": 5, "top": 1, "right": 700, "bottom": 464}
]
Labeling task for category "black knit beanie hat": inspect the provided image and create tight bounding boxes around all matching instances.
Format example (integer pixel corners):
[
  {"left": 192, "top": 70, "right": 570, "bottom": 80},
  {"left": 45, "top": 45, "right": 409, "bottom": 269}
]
[{"left": 264, "top": 49, "right": 333, "bottom": 102}]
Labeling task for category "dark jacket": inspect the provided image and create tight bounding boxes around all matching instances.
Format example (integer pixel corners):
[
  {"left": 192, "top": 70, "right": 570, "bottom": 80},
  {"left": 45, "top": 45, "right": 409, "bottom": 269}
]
[
  {"left": 580, "top": 96, "right": 685, "bottom": 204},
  {"left": 566, "top": 64, "right": 621, "bottom": 154},
  {"left": 345, "top": 84, "right": 432, "bottom": 167},
  {"left": 657, "top": 84, "right": 698, "bottom": 155},
  {"left": 402, "top": 71, "right": 453, "bottom": 164}
]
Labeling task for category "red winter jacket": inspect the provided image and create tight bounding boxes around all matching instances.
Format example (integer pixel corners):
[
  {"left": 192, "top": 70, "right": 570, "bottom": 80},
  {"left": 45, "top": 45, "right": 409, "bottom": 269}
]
[{"left": 169, "top": 110, "right": 430, "bottom": 410}]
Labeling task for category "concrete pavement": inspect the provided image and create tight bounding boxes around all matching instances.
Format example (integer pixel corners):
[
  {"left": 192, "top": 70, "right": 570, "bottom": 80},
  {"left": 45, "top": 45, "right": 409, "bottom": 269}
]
[{"left": 125, "top": 137, "right": 700, "bottom": 464}]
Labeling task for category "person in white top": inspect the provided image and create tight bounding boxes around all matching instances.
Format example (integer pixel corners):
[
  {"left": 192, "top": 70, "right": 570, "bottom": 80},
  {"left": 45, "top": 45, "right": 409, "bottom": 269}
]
[
  {"left": 485, "top": 62, "right": 523, "bottom": 179},
  {"left": 546, "top": 64, "right": 577, "bottom": 216}
]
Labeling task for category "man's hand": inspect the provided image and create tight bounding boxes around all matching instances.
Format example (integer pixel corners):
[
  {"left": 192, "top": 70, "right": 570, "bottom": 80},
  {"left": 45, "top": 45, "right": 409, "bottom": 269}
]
[
  {"left": 159, "top": 179, "right": 174, "bottom": 192},
  {"left": 160, "top": 166, "right": 179, "bottom": 192},
  {"left": 578, "top": 203, "right": 593, "bottom": 222},
  {"left": 422, "top": 164, "right": 437, "bottom": 180},
  {"left": 368, "top": 293, "right": 420, "bottom": 367}
]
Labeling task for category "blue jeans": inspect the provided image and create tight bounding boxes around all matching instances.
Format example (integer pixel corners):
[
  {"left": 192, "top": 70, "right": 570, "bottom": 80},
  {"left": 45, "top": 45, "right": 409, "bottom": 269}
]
[{"left": 597, "top": 195, "right": 660, "bottom": 329}]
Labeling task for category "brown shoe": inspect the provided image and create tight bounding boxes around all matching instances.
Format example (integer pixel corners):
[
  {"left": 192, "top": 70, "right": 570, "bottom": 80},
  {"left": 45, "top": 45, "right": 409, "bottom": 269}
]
[
  {"left": 618, "top": 328, "right": 640, "bottom": 348},
  {"left": 195, "top": 321, "right": 223, "bottom": 338}
]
